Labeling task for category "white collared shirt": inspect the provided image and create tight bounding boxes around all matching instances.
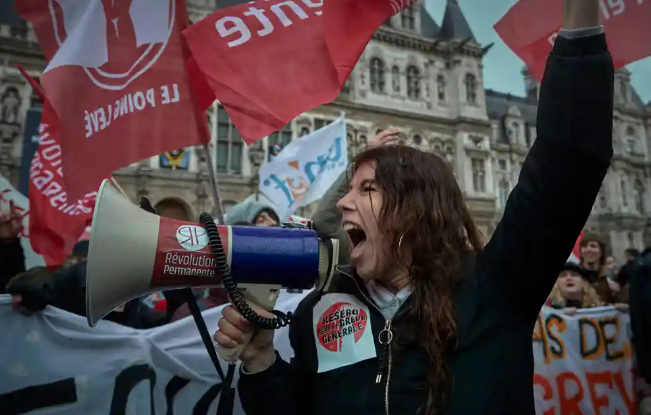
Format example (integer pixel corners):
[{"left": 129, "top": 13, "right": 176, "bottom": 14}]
[{"left": 366, "top": 280, "right": 412, "bottom": 320}]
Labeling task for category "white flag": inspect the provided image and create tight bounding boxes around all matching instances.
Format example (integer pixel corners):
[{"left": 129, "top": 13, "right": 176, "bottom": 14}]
[{"left": 259, "top": 118, "right": 347, "bottom": 220}]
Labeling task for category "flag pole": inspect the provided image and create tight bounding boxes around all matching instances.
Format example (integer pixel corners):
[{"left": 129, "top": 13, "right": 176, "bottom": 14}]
[{"left": 203, "top": 142, "right": 225, "bottom": 224}]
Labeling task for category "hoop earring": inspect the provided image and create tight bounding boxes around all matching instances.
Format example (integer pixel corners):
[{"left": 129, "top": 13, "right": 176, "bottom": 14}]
[{"left": 398, "top": 233, "right": 404, "bottom": 248}]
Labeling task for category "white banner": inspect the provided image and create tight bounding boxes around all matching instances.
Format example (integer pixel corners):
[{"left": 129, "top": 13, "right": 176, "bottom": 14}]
[
  {"left": 3, "top": 295, "right": 649, "bottom": 415},
  {"left": 259, "top": 117, "right": 347, "bottom": 221},
  {"left": 0, "top": 173, "right": 45, "bottom": 269},
  {"left": 533, "top": 306, "right": 641, "bottom": 414},
  {"left": 0, "top": 290, "right": 308, "bottom": 415}
]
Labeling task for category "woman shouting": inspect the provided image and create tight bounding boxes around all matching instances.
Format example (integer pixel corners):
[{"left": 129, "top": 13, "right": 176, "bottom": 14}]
[{"left": 215, "top": 0, "right": 614, "bottom": 413}]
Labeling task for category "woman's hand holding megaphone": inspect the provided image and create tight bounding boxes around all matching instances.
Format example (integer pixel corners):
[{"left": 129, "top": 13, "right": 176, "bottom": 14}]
[{"left": 215, "top": 305, "right": 276, "bottom": 373}]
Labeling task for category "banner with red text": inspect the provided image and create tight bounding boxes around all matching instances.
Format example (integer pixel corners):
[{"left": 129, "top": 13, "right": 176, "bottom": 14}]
[
  {"left": 15, "top": 0, "right": 209, "bottom": 201},
  {"left": 533, "top": 306, "right": 645, "bottom": 414},
  {"left": 183, "top": 0, "right": 417, "bottom": 143},
  {"left": 495, "top": 0, "right": 651, "bottom": 81}
]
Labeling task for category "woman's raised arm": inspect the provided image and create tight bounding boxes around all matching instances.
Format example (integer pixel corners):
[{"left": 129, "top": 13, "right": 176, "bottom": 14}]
[{"left": 479, "top": 0, "right": 614, "bottom": 321}]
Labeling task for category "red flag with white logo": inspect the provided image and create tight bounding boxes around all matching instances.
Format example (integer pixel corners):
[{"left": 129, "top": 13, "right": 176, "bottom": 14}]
[
  {"left": 494, "top": 0, "right": 651, "bottom": 81},
  {"left": 19, "top": 67, "right": 96, "bottom": 267},
  {"left": 15, "top": 0, "right": 209, "bottom": 201},
  {"left": 183, "top": 0, "right": 416, "bottom": 144}
]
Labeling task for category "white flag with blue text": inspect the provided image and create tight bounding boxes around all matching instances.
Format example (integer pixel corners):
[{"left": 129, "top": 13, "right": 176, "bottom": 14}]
[{"left": 258, "top": 118, "right": 347, "bottom": 220}]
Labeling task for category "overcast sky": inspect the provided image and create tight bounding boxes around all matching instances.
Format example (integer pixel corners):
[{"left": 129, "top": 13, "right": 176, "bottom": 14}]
[{"left": 426, "top": 0, "right": 651, "bottom": 103}]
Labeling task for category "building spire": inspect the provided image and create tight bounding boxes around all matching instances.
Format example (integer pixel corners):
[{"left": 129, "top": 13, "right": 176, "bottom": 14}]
[{"left": 438, "top": 0, "right": 476, "bottom": 42}]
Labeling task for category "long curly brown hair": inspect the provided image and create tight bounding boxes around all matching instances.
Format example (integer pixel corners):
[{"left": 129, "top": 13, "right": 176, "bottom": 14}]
[{"left": 352, "top": 145, "right": 484, "bottom": 414}]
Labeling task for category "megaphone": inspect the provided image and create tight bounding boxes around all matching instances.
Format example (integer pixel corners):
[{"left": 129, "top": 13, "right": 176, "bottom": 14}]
[{"left": 86, "top": 179, "right": 340, "bottom": 361}]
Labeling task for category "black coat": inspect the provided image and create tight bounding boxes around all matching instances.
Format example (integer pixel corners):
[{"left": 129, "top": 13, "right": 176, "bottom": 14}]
[{"left": 238, "top": 34, "right": 614, "bottom": 415}]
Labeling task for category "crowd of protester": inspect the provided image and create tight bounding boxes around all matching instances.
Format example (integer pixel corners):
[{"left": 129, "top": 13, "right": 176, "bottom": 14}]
[
  {"left": 2, "top": 129, "right": 651, "bottom": 410},
  {"left": 2, "top": 9, "right": 651, "bottom": 411}
]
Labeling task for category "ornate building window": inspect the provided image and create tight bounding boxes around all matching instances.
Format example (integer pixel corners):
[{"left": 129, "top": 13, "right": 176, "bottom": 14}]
[
  {"left": 634, "top": 179, "right": 645, "bottom": 214},
  {"left": 216, "top": 105, "right": 242, "bottom": 174},
  {"left": 508, "top": 122, "right": 519, "bottom": 144},
  {"left": 401, "top": 6, "right": 416, "bottom": 30},
  {"left": 370, "top": 58, "right": 385, "bottom": 93},
  {"left": 621, "top": 179, "right": 629, "bottom": 208},
  {"left": 598, "top": 184, "right": 608, "bottom": 209},
  {"left": 342, "top": 76, "right": 353, "bottom": 95},
  {"left": 392, "top": 66, "right": 400, "bottom": 93},
  {"left": 299, "top": 127, "right": 311, "bottom": 137},
  {"left": 626, "top": 126, "right": 637, "bottom": 154},
  {"left": 499, "top": 179, "right": 510, "bottom": 207},
  {"left": 471, "top": 158, "right": 486, "bottom": 193},
  {"left": 436, "top": 75, "right": 446, "bottom": 102},
  {"left": 407, "top": 65, "right": 420, "bottom": 99},
  {"left": 464, "top": 73, "right": 478, "bottom": 105},
  {"left": 412, "top": 134, "right": 422, "bottom": 145},
  {"left": 314, "top": 118, "right": 331, "bottom": 131},
  {"left": 619, "top": 79, "right": 628, "bottom": 102},
  {"left": 268, "top": 124, "right": 293, "bottom": 161}
]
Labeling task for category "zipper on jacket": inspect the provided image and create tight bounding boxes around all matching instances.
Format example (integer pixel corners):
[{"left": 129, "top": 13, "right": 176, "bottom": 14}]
[
  {"left": 377, "top": 319, "right": 393, "bottom": 415},
  {"left": 341, "top": 270, "right": 398, "bottom": 415}
]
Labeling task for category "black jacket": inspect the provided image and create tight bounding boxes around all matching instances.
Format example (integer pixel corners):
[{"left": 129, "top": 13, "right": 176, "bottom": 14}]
[
  {"left": 238, "top": 34, "right": 614, "bottom": 415},
  {"left": 630, "top": 248, "right": 651, "bottom": 383},
  {"left": 0, "top": 238, "right": 26, "bottom": 293},
  {"left": 7, "top": 261, "right": 169, "bottom": 329}
]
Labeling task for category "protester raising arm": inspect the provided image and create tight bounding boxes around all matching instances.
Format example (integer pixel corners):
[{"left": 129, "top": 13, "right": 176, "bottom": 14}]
[{"left": 478, "top": 0, "right": 614, "bottom": 320}]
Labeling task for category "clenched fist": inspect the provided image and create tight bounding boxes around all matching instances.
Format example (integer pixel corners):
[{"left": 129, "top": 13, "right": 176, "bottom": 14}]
[{"left": 214, "top": 305, "right": 276, "bottom": 373}]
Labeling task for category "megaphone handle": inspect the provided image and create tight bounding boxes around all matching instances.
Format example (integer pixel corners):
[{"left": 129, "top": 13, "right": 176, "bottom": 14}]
[{"left": 215, "top": 287, "right": 280, "bottom": 364}]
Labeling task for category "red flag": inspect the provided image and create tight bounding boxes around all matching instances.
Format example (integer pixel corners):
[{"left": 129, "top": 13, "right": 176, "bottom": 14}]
[
  {"left": 183, "top": 0, "right": 416, "bottom": 144},
  {"left": 572, "top": 231, "right": 584, "bottom": 259},
  {"left": 15, "top": 0, "right": 209, "bottom": 201},
  {"left": 495, "top": 0, "right": 651, "bottom": 81},
  {"left": 18, "top": 67, "right": 96, "bottom": 267}
]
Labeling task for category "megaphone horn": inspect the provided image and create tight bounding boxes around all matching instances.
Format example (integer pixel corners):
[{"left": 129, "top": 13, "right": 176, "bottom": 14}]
[{"left": 86, "top": 180, "right": 340, "bottom": 353}]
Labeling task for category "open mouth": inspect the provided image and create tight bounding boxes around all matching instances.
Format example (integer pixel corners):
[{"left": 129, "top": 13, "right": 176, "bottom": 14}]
[{"left": 343, "top": 223, "right": 367, "bottom": 250}]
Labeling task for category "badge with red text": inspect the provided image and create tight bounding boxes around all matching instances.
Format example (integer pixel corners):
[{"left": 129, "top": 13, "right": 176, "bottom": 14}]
[
  {"left": 313, "top": 293, "right": 376, "bottom": 373},
  {"left": 151, "top": 218, "right": 231, "bottom": 288}
]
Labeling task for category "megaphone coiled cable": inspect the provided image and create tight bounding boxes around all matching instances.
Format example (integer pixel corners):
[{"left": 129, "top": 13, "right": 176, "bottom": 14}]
[{"left": 199, "top": 213, "right": 293, "bottom": 330}]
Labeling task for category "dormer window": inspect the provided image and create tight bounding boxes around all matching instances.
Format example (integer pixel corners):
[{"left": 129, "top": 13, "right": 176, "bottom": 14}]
[
  {"left": 508, "top": 122, "right": 519, "bottom": 143},
  {"left": 626, "top": 126, "right": 637, "bottom": 154},
  {"left": 619, "top": 79, "right": 628, "bottom": 102},
  {"left": 401, "top": 6, "right": 416, "bottom": 30},
  {"left": 464, "top": 74, "right": 477, "bottom": 105}
]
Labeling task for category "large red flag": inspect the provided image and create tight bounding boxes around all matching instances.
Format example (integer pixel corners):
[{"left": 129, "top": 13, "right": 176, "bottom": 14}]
[
  {"left": 19, "top": 68, "right": 96, "bottom": 267},
  {"left": 15, "top": 0, "right": 209, "bottom": 201},
  {"left": 495, "top": 0, "right": 651, "bottom": 81},
  {"left": 183, "top": 0, "right": 417, "bottom": 144}
]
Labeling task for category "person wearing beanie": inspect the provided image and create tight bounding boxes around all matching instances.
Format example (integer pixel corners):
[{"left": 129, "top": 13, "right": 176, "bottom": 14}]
[{"left": 547, "top": 262, "right": 604, "bottom": 314}]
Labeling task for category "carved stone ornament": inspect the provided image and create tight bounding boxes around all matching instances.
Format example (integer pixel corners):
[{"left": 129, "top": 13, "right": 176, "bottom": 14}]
[
  {"left": 0, "top": 86, "right": 22, "bottom": 125},
  {"left": 248, "top": 141, "right": 266, "bottom": 171}
]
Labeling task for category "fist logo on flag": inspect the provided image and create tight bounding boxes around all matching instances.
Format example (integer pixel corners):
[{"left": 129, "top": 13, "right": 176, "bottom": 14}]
[
  {"left": 47, "top": 0, "right": 175, "bottom": 90},
  {"left": 16, "top": 0, "right": 209, "bottom": 202}
]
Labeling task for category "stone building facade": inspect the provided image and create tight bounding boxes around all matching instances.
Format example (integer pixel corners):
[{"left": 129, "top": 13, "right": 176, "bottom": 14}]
[{"left": 0, "top": 0, "right": 649, "bottom": 257}]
